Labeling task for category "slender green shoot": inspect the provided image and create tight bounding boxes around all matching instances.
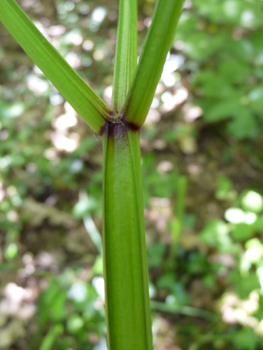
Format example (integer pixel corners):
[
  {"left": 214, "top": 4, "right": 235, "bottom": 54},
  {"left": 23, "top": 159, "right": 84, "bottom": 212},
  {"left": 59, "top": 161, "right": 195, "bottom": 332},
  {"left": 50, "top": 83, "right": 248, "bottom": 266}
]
[
  {"left": 111, "top": 0, "right": 137, "bottom": 112},
  {"left": 39, "top": 324, "right": 63, "bottom": 350},
  {"left": 0, "top": 0, "right": 110, "bottom": 133},
  {"left": 102, "top": 126, "right": 153, "bottom": 350},
  {"left": 123, "top": 0, "right": 185, "bottom": 127},
  {"left": 151, "top": 301, "right": 216, "bottom": 320}
]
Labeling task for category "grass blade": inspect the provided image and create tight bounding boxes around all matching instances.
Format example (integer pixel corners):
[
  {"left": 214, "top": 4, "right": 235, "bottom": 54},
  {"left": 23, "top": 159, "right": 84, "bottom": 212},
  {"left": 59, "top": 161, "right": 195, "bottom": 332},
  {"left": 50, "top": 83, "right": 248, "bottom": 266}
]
[
  {"left": 39, "top": 324, "right": 63, "bottom": 350},
  {"left": 83, "top": 215, "right": 103, "bottom": 255},
  {"left": 0, "top": 0, "right": 110, "bottom": 133},
  {"left": 102, "top": 124, "right": 153, "bottom": 350},
  {"left": 151, "top": 301, "right": 216, "bottom": 320},
  {"left": 112, "top": 0, "right": 137, "bottom": 112},
  {"left": 123, "top": 0, "right": 185, "bottom": 127}
]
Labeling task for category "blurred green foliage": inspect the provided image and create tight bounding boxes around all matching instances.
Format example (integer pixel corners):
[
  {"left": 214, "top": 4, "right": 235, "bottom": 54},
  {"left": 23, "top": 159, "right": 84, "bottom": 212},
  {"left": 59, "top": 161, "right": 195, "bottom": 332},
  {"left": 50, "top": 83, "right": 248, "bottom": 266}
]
[
  {"left": 176, "top": 0, "right": 263, "bottom": 139},
  {"left": 1, "top": 0, "right": 263, "bottom": 349}
]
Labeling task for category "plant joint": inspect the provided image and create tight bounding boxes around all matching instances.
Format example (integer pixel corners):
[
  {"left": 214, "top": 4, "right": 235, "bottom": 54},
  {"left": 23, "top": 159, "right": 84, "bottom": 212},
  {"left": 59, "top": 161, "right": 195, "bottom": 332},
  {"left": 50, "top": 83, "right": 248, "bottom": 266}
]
[{"left": 99, "top": 111, "right": 140, "bottom": 135}]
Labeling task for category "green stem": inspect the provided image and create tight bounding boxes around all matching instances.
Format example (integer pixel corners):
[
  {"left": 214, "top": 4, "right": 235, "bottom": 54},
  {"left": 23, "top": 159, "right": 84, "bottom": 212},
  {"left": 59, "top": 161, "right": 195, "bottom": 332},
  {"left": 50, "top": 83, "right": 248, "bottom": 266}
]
[
  {"left": 112, "top": 0, "right": 137, "bottom": 112},
  {"left": 102, "top": 121, "right": 153, "bottom": 350},
  {"left": 123, "top": 0, "right": 185, "bottom": 127}
]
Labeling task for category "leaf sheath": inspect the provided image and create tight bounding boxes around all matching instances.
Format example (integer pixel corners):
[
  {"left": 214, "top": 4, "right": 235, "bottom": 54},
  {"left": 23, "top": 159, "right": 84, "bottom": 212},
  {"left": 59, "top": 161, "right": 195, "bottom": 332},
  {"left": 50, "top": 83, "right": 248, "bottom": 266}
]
[{"left": 102, "top": 124, "right": 153, "bottom": 350}]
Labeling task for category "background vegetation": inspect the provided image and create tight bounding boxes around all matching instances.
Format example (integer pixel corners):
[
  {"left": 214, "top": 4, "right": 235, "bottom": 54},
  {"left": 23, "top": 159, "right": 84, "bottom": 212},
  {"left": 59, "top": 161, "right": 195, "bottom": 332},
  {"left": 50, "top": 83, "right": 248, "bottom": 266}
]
[{"left": 1, "top": 0, "right": 263, "bottom": 349}]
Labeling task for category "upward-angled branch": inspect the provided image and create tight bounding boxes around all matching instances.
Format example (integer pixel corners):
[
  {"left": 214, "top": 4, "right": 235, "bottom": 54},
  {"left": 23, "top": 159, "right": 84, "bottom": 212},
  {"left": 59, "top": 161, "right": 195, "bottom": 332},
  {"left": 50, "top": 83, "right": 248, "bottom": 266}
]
[
  {"left": 111, "top": 0, "right": 137, "bottom": 113},
  {"left": 0, "top": 0, "right": 110, "bottom": 133},
  {"left": 123, "top": 0, "right": 185, "bottom": 127}
]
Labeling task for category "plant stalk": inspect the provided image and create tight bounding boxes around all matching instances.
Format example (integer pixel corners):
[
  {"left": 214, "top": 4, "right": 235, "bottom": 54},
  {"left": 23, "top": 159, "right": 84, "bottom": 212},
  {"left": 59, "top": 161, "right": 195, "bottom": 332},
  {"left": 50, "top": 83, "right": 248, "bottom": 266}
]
[{"left": 102, "top": 120, "right": 153, "bottom": 350}]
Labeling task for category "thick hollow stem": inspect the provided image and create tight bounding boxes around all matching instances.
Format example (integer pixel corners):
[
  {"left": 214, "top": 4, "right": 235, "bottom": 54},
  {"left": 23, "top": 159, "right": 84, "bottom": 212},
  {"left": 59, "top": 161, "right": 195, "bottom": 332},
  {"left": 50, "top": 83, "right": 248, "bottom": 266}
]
[{"left": 102, "top": 121, "right": 153, "bottom": 350}]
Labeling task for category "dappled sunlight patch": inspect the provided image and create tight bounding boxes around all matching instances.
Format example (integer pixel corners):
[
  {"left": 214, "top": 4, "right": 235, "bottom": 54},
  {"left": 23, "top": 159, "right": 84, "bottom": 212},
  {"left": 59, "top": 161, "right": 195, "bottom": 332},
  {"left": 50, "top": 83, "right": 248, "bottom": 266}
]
[
  {"left": 92, "top": 276, "right": 105, "bottom": 310},
  {"left": 51, "top": 132, "right": 79, "bottom": 152},
  {"left": 144, "top": 108, "right": 161, "bottom": 127},
  {"left": 151, "top": 97, "right": 160, "bottom": 109},
  {"left": 68, "top": 282, "right": 87, "bottom": 303},
  {"left": 49, "top": 90, "right": 64, "bottom": 105},
  {"left": 52, "top": 113, "right": 78, "bottom": 130},
  {"left": 184, "top": 105, "right": 203, "bottom": 123},
  {"left": 187, "top": 162, "right": 202, "bottom": 175},
  {"left": 210, "top": 253, "right": 235, "bottom": 268},
  {"left": 65, "top": 52, "right": 81, "bottom": 68},
  {"left": 50, "top": 100, "right": 80, "bottom": 152},
  {"left": 0, "top": 130, "right": 8, "bottom": 141},
  {"left": 152, "top": 139, "right": 166, "bottom": 150},
  {"left": 157, "top": 161, "right": 173, "bottom": 174},
  {"left": 241, "top": 10, "right": 255, "bottom": 27},
  {"left": 93, "top": 337, "right": 108, "bottom": 350},
  {"left": 0, "top": 283, "right": 36, "bottom": 327},
  {"left": 160, "top": 87, "right": 188, "bottom": 112},
  {"left": 256, "top": 319, "right": 263, "bottom": 336},
  {"left": 35, "top": 252, "right": 55, "bottom": 270},
  {"left": 6, "top": 186, "right": 23, "bottom": 207},
  {"left": 223, "top": 0, "right": 241, "bottom": 20},
  {"left": 199, "top": 220, "right": 232, "bottom": 253},
  {"left": 63, "top": 28, "right": 83, "bottom": 46},
  {"left": 44, "top": 147, "right": 57, "bottom": 160},
  {"left": 245, "top": 239, "right": 263, "bottom": 264},
  {"left": 225, "top": 208, "right": 249, "bottom": 224},
  {"left": 4, "top": 283, "right": 33, "bottom": 304},
  {"left": 220, "top": 291, "right": 260, "bottom": 333},
  {"left": 147, "top": 197, "right": 172, "bottom": 233},
  {"left": 153, "top": 316, "right": 182, "bottom": 350},
  {"left": 92, "top": 276, "right": 105, "bottom": 300},
  {"left": 241, "top": 191, "right": 263, "bottom": 213},
  {"left": 27, "top": 74, "right": 50, "bottom": 95},
  {"left": 90, "top": 7, "right": 107, "bottom": 32},
  {"left": 46, "top": 24, "right": 66, "bottom": 37},
  {"left": 33, "top": 21, "right": 49, "bottom": 39},
  {"left": 64, "top": 100, "right": 77, "bottom": 115},
  {"left": 2, "top": 103, "right": 25, "bottom": 119},
  {"left": 257, "top": 267, "right": 263, "bottom": 290},
  {"left": 83, "top": 39, "right": 94, "bottom": 51},
  {"left": 93, "top": 49, "right": 105, "bottom": 61},
  {"left": 103, "top": 85, "right": 113, "bottom": 106},
  {"left": 0, "top": 182, "right": 5, "bottom": 202},
  {"left": 161, "top": 54, "right": 184, "bottom": 88}
]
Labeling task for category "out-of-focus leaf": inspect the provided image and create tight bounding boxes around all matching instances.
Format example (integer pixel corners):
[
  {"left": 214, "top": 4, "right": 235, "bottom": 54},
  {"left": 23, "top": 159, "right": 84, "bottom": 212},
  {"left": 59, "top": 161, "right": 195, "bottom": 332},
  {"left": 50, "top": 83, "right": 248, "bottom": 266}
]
[
  {"left": 232, "top": 223, "right": 254, "bottom": 241},
  {"left": 240, "top": 191, "right": 263, "bottom": 213},
  {"left": 230, "top": 270, "right": 261, "bottom": 299}
]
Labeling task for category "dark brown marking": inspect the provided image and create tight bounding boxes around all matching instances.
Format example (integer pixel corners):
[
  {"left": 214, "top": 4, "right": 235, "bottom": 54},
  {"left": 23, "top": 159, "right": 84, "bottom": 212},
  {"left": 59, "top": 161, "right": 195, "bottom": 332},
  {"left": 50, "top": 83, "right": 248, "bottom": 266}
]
[
  {"left": 99, "top": 114, "right": 141, "bottom": 136},
  {"left": 124, "top": 120, "right": 141, "bottom": 132},
  {"left": 99, "top": 121, "right": 108, "bottom": 136}
]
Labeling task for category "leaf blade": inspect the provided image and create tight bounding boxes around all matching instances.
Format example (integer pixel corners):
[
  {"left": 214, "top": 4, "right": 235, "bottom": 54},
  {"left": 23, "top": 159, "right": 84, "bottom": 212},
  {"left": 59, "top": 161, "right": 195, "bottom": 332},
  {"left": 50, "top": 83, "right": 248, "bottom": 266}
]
[
  {"left": 123, "top": 0, "right": 185, "bottom": 127},
  {"left": 0, "top": 0, "right": 109, "bottom": 133},
  {"left": 111, "top": 0, "right": 137, "bottom": 112}
]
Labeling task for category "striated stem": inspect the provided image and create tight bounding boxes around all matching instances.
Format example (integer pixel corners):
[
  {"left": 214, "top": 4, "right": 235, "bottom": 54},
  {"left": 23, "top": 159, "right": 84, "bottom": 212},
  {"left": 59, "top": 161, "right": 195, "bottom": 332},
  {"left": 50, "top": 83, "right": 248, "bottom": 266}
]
[
  {"left": 102, "top": 120, "right": 153, "bottom": 350},
  {"left": 112, "top": 0, "right": 137, "bottom": 112}
]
